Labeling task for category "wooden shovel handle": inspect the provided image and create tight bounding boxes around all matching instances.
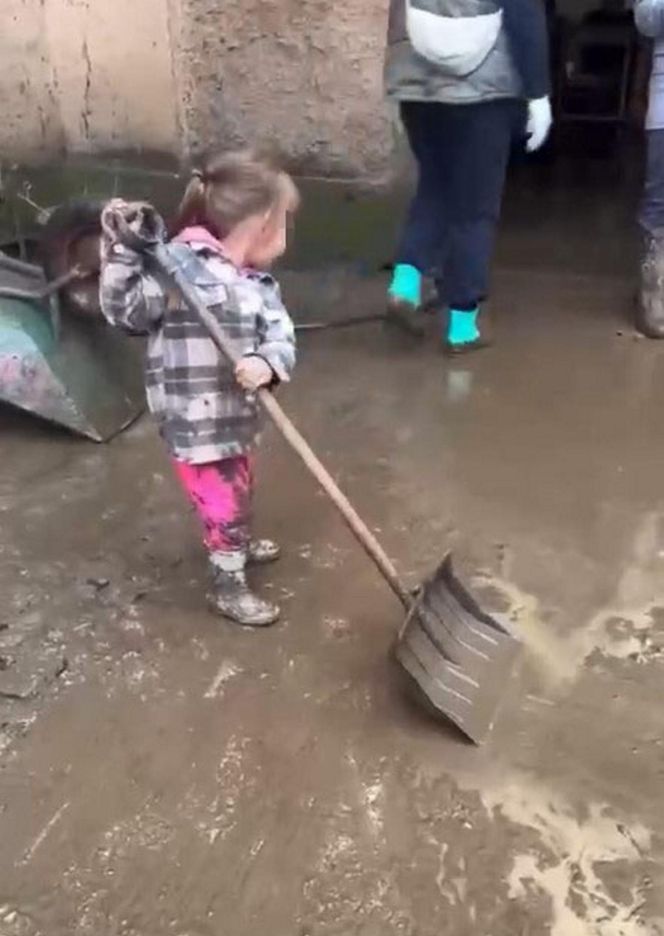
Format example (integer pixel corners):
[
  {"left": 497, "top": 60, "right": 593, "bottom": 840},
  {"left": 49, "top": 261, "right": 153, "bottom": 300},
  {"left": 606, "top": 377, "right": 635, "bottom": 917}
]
[
  {"left": 151, "top": 243, "right": 411, "bottom": 610},
  {"left": 257, "top": 388, "right": 410, "bottom": 608}
]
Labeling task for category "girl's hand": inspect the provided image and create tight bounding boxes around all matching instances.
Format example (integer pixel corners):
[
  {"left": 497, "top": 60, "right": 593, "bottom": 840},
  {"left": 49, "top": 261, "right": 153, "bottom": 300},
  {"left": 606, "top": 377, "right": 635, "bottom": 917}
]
[
  {"left": 100, "top": 199, "right": 164, "bottom": 259},
  {"left": 235, "top": 355, "right": 273, "bottom": 391}
]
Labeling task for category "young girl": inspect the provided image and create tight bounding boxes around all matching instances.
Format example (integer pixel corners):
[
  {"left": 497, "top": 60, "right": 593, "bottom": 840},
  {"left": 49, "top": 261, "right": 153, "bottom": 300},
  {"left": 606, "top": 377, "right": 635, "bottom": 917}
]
[{"left": 100, "top": 150, "right": 299, "bottom": 627}]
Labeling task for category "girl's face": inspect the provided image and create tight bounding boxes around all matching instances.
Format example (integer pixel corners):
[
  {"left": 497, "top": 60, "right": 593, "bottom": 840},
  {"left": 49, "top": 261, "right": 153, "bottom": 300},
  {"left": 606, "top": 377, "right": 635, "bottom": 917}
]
[{"left": 245, "top": 199, "right": 291, "bottom": 269}]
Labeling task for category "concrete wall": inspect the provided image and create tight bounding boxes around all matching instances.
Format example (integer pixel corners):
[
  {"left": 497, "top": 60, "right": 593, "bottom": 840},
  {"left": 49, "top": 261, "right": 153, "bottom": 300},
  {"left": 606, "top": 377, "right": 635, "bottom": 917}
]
[
  {"left": 1, "top": 0, "right": 63, "bottom": 157},
  {"left": 175, "top": 0, "right": 392, "bottom": 177},
  {"left": 0, "top": 0, "right": 393, "bottom": 178},
  {"left": 42, "top": 0, "right": 181, "bottom": 155},
  {"left": 0, "top": 0, "right": 180, "bottom": 160}
]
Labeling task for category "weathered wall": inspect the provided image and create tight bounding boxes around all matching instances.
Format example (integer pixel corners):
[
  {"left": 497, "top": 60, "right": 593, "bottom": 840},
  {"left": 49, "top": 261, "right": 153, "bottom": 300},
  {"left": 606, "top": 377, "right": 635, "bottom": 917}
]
[
  {"left": 41, "top": 0, "right": 180, "bottom": 155},
  {"left": 175, "top": 0, "right": 393, "bottom": 177},
  {"left": 1, "top": 0, "right": 179, "bottom": 160},
  {"left": 0, "top": 0, "right": 64, "bottom": 156},
  {"left": 0, "top": 0, "right": 392, "bottom": 178}
]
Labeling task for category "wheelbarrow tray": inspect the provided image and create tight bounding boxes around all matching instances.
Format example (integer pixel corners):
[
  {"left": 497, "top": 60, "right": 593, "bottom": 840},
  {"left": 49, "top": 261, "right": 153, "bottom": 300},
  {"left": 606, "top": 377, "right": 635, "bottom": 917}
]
[{"left": 0, "top": 262, "right": 144, "bottom": 441}]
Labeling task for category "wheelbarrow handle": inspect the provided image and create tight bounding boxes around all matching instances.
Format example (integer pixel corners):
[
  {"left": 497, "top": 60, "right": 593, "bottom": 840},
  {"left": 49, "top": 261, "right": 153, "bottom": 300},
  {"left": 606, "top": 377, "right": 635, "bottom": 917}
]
[
  {"left": 0, "top": 266, "right": 86, "bottom": 302},
  {"left": 0, "top": 252, "right": 44, "bottom": 279},
  {"left": 150, "top": 242, "right": 411, "bottom": 611}
]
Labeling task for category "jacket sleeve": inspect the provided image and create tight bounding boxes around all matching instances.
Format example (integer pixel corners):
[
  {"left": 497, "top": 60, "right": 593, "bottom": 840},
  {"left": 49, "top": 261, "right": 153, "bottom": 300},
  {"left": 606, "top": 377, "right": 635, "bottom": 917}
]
[
  {"left": 100, "top": 245, "right": 165, "bottom": 336},
  {"left": 252, "top": 276, "right": 296, "bottom": 383},
  {"left": 502, "top": 0, "right": 551, "bottom": 100},
  {"left": 635, "top": 0, "right": 664, "bottom": 38}
]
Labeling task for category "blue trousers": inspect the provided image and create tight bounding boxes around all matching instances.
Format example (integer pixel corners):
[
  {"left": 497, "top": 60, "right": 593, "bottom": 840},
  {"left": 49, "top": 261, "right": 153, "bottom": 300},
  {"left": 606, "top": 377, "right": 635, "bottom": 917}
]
[
  {"left": 640, "top": 130, "right": 664, "bottom": 236},
  {"left": 396, "top": 99, "right": 521, "bottom": 309}
]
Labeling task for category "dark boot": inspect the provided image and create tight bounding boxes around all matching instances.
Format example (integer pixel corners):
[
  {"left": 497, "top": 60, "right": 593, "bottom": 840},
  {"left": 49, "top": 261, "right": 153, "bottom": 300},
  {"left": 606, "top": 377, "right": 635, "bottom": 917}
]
[
  {"left": 386, "top": 264, "right": 426, "bottom": 337},
  {"left": 386, "top": 297, "right": 426, "bottom": 337},
  {"left": 209, "top": 552, "right": 280, "bottom": 627},
  {"left": 637, "top": 232, "right": 664, "bottom": 339}
]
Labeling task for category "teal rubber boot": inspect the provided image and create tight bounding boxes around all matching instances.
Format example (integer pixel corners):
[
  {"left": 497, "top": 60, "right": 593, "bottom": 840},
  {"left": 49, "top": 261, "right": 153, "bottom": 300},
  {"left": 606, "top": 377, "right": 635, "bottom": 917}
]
[
  {"left": 445, "top": 307, "right": 490, "bottom": 355},
  {"left": 387, "top": 264, "right": 425, "bottom": 337}
]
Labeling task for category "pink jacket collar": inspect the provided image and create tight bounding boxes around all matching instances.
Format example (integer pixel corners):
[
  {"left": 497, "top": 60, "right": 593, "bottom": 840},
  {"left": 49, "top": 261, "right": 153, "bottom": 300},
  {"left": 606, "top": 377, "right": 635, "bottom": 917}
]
[{"left": 172, "top": 225, "right": 226, "bottom": 256}]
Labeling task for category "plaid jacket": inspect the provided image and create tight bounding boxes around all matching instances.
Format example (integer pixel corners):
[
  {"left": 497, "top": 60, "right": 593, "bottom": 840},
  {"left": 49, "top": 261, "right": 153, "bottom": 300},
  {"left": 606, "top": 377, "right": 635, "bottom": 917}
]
[{"left": 100, "top": 239, "right": 296, "bottom": 464}]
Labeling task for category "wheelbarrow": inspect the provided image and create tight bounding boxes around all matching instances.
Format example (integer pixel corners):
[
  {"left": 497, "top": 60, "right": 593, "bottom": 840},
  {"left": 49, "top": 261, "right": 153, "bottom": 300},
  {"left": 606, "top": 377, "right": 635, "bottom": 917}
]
[
  {"left": 104, "top": 201, "right": 522, "bottom": 743},
  {"left": 0, "top": 203, "right": 144, "bottom": 441}
]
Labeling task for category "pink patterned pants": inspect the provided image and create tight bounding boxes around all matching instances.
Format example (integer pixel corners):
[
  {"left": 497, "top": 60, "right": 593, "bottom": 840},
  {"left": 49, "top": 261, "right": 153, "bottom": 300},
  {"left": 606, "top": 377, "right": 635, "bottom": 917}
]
[{"left": 172, "top": 455, "right": 253, "bottom": 554}]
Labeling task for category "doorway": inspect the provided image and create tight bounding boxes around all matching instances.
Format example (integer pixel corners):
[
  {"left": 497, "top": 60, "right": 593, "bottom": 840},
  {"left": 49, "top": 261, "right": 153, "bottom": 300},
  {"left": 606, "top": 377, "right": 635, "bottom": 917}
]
[{"left": 500, "top": 0, "right": 644, "bottom": 283}]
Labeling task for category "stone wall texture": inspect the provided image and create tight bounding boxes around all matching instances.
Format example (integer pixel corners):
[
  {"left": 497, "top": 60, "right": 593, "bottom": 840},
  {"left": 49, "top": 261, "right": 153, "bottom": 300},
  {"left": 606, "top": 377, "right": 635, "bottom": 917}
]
[{"left": 0, "top": 0, "right": 393, "bottom": 179}]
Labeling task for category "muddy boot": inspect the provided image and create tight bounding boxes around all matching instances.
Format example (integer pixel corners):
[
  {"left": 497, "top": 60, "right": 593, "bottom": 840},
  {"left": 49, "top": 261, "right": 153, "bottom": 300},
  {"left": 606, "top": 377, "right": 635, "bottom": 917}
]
[
  {"left": 209, "top": 551, "right": 280, "bottom": 628},
  {"left": 386, "top": 264, "right": 426, "bottom": 337},
  {"left": 637, "top": 232, "right": 664, "bottom": 339},
  {"left": 247, "top": 539, "right": 281, "bottom": 565}
]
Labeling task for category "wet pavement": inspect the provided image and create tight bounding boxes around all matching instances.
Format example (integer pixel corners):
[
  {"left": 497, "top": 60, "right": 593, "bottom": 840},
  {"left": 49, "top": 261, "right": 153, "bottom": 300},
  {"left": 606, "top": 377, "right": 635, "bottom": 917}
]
[{"left": 1, "top": 162, "right": 664, "bottom": 935}]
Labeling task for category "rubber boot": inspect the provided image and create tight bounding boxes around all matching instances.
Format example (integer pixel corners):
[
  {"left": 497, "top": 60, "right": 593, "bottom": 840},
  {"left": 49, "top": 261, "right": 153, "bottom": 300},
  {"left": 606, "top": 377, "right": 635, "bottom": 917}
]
[
  {"left": 247, "top": 538, "right": 281, "bottom": 565},
  {"left": 637, "top": 232, "right": 664, "bottom": 339},
  {"left": 444, "top": 306, "right": 492, "bottom": 356},
  {"left": 209, "top": 551, "right": 280, "bottom": 627},
  {"left": 387, "top": 264, "right": 426, "bottom": 337}
]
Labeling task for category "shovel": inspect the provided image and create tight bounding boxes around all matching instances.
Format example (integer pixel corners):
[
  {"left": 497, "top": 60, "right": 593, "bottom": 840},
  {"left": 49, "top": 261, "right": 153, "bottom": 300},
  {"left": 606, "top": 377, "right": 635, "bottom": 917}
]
[{"left": 104, "top": 203, "right": 521, "bottom": 744}]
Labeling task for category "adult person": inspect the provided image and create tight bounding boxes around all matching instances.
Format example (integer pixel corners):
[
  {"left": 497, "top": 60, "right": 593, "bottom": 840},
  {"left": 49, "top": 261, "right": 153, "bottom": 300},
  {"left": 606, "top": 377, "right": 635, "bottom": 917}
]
[
  {"left": 635, "top": 0, "right": 664, "bottom": 338},
  {"left": 385, "top": 0, "right": 552, "bottom": 353}
]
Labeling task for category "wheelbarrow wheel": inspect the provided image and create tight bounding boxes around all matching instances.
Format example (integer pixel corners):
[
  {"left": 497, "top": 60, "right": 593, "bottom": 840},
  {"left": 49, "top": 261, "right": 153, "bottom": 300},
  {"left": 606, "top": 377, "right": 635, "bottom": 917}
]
[{"left": 40, "top": 199, "right": 104, "bottom": 318}]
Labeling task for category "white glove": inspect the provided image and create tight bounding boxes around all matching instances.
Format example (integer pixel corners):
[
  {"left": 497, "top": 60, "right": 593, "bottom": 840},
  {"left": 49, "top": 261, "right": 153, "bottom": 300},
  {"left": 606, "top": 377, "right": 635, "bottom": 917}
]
[{"left": 526, "top": 96, "right": 553, "bottom": 153}]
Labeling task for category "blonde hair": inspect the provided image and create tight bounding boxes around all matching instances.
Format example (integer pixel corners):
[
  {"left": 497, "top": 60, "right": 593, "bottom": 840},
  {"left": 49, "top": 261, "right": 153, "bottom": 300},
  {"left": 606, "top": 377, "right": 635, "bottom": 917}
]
[{"left": 170, "top": 149, "right": 300, "bottom": 238}]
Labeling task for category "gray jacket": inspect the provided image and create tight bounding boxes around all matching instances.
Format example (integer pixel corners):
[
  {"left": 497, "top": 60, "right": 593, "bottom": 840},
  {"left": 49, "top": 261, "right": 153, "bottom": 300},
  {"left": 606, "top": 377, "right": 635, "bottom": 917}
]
[
  {"left": 385, "top": 0, "right": 550, "bottom": 106},
  {"left": 635, "top": 0, "right": 664, "bottom": 130}
]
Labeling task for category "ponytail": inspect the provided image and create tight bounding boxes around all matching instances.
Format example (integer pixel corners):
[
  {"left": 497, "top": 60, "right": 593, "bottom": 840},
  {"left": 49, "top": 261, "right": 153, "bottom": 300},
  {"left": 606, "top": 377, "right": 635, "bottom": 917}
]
[{"left": 168, "top": 171, "right": 208, "bottom": 238}]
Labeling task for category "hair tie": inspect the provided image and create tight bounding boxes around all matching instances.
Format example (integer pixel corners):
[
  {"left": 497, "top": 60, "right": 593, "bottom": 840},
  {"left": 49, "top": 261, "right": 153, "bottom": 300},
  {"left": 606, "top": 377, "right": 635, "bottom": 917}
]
[{"left": 191, "top": 169, "right": 205, "bottom": 182}]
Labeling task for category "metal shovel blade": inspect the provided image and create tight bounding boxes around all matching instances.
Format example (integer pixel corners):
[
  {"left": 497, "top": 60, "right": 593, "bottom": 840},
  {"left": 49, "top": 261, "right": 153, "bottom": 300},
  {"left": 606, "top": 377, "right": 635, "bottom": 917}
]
[{"left": 395, "top": 554, "right": 521, "bottom": 744}]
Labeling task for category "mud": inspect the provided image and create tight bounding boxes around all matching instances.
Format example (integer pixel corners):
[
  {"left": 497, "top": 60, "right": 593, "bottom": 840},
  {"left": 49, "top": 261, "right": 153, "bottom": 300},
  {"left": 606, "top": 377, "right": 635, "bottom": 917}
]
[{"left": 1, "top": 160, "right": 664, "bottom": 935}]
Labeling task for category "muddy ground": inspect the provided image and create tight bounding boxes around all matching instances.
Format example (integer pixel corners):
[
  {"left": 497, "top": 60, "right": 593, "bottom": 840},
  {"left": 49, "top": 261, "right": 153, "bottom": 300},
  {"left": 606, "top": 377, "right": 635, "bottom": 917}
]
[{"left": 1, "top": 159, "right": 664, "bottom": 935}]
